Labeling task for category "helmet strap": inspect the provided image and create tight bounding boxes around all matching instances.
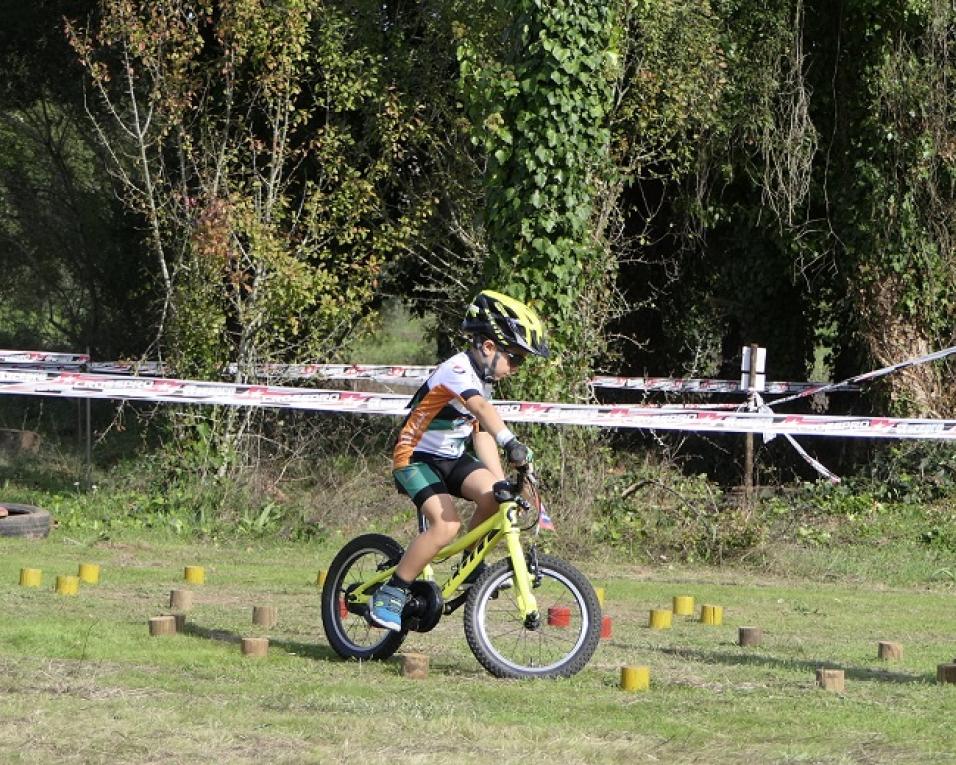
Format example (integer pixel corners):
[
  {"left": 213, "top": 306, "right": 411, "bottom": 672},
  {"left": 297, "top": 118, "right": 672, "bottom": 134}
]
[{"left": 469, "top": 338, "right": 498, "bottom": 383}]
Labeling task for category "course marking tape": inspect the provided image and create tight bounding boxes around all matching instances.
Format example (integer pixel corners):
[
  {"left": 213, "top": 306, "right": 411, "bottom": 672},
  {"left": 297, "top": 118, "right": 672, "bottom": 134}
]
[
  {"left": 1, "top": 350, "right": 857, "bottom": 395},
  {"left": 1, "top": 368, "right": 954, "bottom": 441}
]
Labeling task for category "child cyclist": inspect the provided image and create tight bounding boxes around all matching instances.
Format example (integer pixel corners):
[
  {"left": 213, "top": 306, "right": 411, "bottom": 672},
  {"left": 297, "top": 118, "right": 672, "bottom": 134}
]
[{"left": 367, "top": 290, "right": 550, "bottom": 631}]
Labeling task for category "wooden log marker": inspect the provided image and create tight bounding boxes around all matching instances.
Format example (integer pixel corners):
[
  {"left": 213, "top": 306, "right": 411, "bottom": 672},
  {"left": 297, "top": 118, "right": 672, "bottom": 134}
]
[
  {"left": 400, "top": 653, "right": 429, "bottom": 679},
  {"left": 149, "top": 615, "right": 176, "bottom": 637},
  {"left": 600, "top": 615, "right": 613, "bottom": 639},
  {"left": 594, "top": 586, "right": 606, "bottom": 609},
  {"left": 77, "top": 563, "right": 100, "bottom": 584},
  {"left": 241, "top": 637, "right": 269, "bottom": 657},
  {"left": 938, "top": 663, "right": 956, "bottom": 685},
  {"left": 738, "top": 626, "right": 762, "bottom": 647},
  {"left": 184, "top": 565, "right": 205, "bottom": 585},
  {"left": 169, "top": 589, "right": 194, "bottom": 611},
  {"left": 699, "top": 604, "right": 723, "bottom": 626},
  {"left": 672, "top": 595, "right": 695, "bottom": 616},
  {"left": 547, "top": 606, "right": 571, "bottom": 627},
  {"left": 171, "top": 613, "right": 187, "bottom": 632},
  {"left": 252, "top": 605, "right": 278, "bottom": 628},
  {"left": 19, "top": 568, "right": 42, "bottom": 587},
  {"left": 55, "top": 575, "right": 79, "bottom": 596},
  {"left": 620, "top": 665, "right": 650, "bottom": 692},
  {"left": 877, "top": 641, "right": 902, "bottom": 661},
  {"left": 816, "top": 668, "right": 845, "bottom": 692},
  {"left": 648, "top": 609, "right": 672, "bottom": 630},
  {"left": 316, "top": 570, "right": 327, "bottom": 587}
]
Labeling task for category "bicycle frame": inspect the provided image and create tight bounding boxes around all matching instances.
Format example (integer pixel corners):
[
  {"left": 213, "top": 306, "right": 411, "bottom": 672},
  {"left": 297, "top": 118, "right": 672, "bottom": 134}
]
[{"left": 343, "top": 496, "right": 540, "bottom": 620}]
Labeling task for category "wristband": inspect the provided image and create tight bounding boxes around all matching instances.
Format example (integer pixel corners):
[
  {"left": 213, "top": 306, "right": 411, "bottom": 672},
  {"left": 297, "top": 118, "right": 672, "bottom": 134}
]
[{"left": 495, "top": 428, "right": 516, "bottom": 447}]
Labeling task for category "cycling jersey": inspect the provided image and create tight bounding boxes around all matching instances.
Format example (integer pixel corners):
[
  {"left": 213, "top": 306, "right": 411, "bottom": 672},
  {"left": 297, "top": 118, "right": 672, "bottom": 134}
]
[{"left": 392, "top": 351, "right": 491, "bottom": 468}]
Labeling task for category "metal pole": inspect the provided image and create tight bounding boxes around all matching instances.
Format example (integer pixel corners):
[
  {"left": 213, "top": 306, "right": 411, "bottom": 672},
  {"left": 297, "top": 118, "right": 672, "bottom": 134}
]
[
  {"left": 743, "top": 342, "right": 758, "bottom": 505},
  {"left": 84, "top": 348, "right": 92, "bottom": 488}
]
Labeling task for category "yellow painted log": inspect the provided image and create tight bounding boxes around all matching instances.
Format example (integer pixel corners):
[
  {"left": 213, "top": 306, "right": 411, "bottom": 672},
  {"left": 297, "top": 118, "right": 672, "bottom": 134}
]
[
  {"left": 699, "top": 604, "right": 723, "bottom": 625},
  {"left": 184, "top": 565, "right": 205, "bottom": 585},
  {"left": 672, "top": 595, "right": 695, "bottom": 616},
  {"left": 19, "top": 568, "right": 42, "bottom": 587},
  {"left": 77, "top": 563, "right": 100, "bottom": 584},
  {"left": 316, "top": 570, "right": 327, "bottom": 587},
  {"left": 594, "top": 586, "right": 606, "bottom": 609},
  {"left": 55, "top": 575, "right": 79, "bottom": 596},
  {"left": 620, "top": 665, "right": 650, "bottom": 691},
  {"left": 648, "top": 608, "right": 673, "bottom": 630}
]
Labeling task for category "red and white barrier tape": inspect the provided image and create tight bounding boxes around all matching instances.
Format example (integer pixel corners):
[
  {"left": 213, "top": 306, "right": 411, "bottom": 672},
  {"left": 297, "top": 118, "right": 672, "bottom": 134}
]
[
  {"left": 1, "top": 368, "right": 954, "bottom": 441},
  {"left": 1, "top": 350, "right": 858, "bottom": 395}
]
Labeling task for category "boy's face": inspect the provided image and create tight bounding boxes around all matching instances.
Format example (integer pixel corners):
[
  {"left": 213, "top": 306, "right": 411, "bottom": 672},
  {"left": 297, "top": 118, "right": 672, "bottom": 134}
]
[{"left": 480, "top": 339, "right": 526, "bottom": 380}]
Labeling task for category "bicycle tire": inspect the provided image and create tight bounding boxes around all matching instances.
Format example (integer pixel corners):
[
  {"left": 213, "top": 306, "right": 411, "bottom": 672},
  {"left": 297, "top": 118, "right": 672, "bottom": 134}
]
[
  {"left": 463, "top": 554, "right": 601, "bottom": 679},
  {"left": 321, "top": 533, "right": 407, "bottom": 661}
]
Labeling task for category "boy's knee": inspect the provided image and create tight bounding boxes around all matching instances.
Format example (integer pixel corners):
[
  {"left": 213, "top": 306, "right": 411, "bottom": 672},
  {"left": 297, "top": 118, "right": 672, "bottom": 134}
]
[{"left": 430, "top": 518, "right": 461, "bottom": 544}]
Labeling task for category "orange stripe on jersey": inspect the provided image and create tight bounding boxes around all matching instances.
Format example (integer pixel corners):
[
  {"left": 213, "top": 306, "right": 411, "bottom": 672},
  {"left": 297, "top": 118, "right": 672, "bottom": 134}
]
[{"left": 393, "top": 384, "right": 461, "bottom": 468}]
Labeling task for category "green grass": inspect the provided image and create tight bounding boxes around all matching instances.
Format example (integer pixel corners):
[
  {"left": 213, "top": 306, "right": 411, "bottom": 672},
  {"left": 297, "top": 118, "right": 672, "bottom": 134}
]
[{"left": 2, "top": 531, "right": 956, "bottom": 764}]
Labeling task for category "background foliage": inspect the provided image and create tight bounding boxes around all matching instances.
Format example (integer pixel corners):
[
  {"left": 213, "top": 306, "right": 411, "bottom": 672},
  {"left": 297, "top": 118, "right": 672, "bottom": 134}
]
[{"left": 1, "top": 0, "right": 955, "bottom": 547}]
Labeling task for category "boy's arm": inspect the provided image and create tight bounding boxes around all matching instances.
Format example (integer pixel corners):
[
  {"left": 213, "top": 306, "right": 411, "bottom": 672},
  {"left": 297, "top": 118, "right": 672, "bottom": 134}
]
[
  {"left": 473, "top": 430, "right": 506, "bottom": 480},
  {"left": 463, "top": 395, "right": 529, "bottom": 466}
]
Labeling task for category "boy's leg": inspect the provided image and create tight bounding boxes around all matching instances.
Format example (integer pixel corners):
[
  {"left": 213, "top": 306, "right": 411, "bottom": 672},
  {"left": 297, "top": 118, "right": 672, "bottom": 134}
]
[
  {"left": 460, "top": 469, "right": 499, "bottom": 532},
  {"left": 394, "top": 493, "right": 461, "bottom": 582}
]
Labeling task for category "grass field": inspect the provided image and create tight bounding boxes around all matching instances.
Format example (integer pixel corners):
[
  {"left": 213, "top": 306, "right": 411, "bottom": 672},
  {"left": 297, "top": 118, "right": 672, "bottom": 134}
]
[{"left": 2, "top": 531, "right": 955, "bottom": 765}]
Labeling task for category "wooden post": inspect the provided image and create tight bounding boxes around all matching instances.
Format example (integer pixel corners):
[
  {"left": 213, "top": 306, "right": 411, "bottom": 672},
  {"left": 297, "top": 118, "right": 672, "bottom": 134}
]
[
  {"left": 400, "top": 653, "right": 429, "bottom": 679},
  {"left": 877, "top": 641, "right": 902, "bottom": 661},
  {"left": 184, "top": 566, "right": 205, "bottom": 584},
  {"left": 19, "top": 568, "right": 42, "bottom": 587},
  {"left": 169, "top": 589, "right": 194, "bottom": 611},
  {"left": 77, "top": 563, "right": 100, "bottom": 584},
  {"left": 55, "top": 575, "right": 79, "bottom": 596},
  {"left": 816, "top": 668, "right": 844, "bottom": 692},
  {"left": 171, "top": 613, "right": 187, "bottom": 632},
  {"left": 600, "top": 615, "right": 613, "bottom": 639},
  {"left": 620, "top": 665, "right": 650, "bottom": 691},
  {"left": 738, "top": 626, "right": 762, "bottom": 647},
  {"left": 252, "top": 605, "right": 278, "bottom": 628},
  {"left": 743, "top": 342, "right": 759, "bottom": 505},
  {"left": 672, "top": 595, "right": 694, "bottom": 616},
  {"left": 648, "top": 609, "right": 672, "bottom": 630},
  {"left": 937, "top": 663, "right": 956, "bottom": 685},
  {"left": 241, "top": 637, "right": 269, "bottom": 657},
  {"left": 699, "top": 604, "right": 723, "bottom": 625},
  {"left": 149, "top": 615, "right": 176, "bottom": 636}
]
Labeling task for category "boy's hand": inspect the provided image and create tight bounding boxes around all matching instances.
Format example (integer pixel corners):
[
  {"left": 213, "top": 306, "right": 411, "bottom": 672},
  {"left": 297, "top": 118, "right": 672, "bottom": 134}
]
[{"left": 503, "top": 438, "right": 532, "bottom": 466}]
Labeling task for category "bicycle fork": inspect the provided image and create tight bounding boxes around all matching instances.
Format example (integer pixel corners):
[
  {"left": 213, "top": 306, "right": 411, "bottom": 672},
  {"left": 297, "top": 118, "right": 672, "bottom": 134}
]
[{"left": 502, "top": 506, "right": 540, "bottom": 626}]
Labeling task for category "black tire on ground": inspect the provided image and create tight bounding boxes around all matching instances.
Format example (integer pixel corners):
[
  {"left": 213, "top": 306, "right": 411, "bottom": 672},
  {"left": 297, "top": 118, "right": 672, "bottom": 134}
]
[
  {"left": 0, "top": 503, "right": 52, "bottom": 539},
  {"left": 321, "top": 533, "right": 407, "bottom": 661},
  {"left": 463, "top": 554, "right": 602, "bottom": 679}
]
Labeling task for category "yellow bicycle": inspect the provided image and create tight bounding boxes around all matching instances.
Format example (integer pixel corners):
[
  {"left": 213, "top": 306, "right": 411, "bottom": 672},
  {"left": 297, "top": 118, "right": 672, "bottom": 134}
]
[{"left": 320, "top": 463, "right": 602, "bottom": 678}]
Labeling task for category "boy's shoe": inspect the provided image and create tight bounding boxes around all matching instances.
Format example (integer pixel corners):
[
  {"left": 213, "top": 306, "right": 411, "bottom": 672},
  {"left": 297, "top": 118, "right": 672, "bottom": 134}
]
[{"left": 367, "top": 583, "right": 408, "bottom": 632}]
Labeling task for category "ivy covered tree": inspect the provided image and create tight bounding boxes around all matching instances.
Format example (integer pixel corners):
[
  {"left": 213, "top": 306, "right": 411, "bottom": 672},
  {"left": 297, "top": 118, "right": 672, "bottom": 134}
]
[{"left": 459, "top": 0, "right": 618, "bottom": 400}]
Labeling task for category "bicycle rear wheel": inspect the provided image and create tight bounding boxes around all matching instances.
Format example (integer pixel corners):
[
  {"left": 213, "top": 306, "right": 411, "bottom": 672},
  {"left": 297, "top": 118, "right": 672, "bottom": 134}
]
[
  {"left": 321, "top": 533, "right": 407, "bottom": 661},
  {"left": 463, "top": 554, "right": 601, "bottom": 679}
]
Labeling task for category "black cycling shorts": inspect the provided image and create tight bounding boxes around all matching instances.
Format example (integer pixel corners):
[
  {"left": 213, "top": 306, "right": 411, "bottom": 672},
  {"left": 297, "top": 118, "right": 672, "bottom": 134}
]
[{"left": 393, "top": 452, "right": 485, "bottom": 510}]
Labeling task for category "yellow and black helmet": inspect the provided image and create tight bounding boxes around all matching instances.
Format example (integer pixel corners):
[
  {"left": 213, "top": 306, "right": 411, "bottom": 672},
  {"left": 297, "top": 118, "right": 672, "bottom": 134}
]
[{"left": 462, "top": 290, "right": 550, "bottom": 358}]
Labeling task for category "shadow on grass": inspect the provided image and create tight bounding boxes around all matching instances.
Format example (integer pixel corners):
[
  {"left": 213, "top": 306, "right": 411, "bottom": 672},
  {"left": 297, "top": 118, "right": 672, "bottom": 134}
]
[
  {"left": 657, "top": 645, "right": 934, "bottom": 684},
  {"left": 181, "top": 622, "right": 339, "bottom": 661}
]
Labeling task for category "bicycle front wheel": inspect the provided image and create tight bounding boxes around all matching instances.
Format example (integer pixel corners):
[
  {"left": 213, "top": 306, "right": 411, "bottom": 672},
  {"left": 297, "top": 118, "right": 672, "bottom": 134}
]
[
  {"left": 321, "top": 533, "right": 407, "bottom": 661},
  {"left": 463, "top": 554, "right": 601, "bottom": 679}
]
